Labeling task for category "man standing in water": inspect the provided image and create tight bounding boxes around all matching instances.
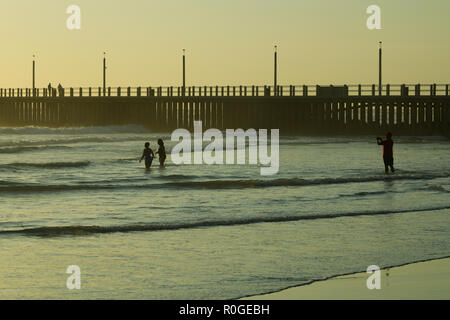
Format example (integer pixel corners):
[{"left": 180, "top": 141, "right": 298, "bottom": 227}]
[{"left": 377, "top": 131, "right": 395, "bottom": 174}]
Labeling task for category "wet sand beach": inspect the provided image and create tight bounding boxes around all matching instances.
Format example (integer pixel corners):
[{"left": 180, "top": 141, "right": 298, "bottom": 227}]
[{"left": 243, "top": 257, "right": 450, "bottom": 300}]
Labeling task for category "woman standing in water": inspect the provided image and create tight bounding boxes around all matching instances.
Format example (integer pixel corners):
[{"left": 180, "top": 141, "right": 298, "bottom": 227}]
[
  {"left": 155, "top": 139, "right": 166, "bottom": 168},
  {"left": 139, "top": 142, "right": 155, "bottom": 169}
]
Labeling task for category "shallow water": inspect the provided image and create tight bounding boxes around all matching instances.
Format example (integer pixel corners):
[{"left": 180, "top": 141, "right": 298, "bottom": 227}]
[{"left": 0, "top": 126, "right": 449, "bottom": 299}]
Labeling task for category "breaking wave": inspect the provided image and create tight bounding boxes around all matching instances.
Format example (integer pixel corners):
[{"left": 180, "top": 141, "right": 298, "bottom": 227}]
[
  {"left": 0, "top": 125, "right": 149, "bottom": 135},
  {"left": 1, "top": 161, "right": 91, "bottom": 170},
  {"left": 164, "top": 173, "right": 450, "bottom": 189},
  {"left": 0, "top": 136, "right": 147, "bottom": 148},
  {"left": 0, "top": 145, "right": 71, "bottom": 154},
  {"left": 0, "top": 172, "right": 449, "bottom": 193},
  {"left": 2, "top": 205, "right": 450, "bottom": 237}
]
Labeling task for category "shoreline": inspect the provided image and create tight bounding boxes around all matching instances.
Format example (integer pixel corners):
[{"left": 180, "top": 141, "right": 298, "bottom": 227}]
[{"left": 240, "top": 256, "right": 450, "bottom": 300}]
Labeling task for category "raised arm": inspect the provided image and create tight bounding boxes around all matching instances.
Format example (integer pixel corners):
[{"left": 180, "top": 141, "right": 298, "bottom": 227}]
[{"left": 376, "top": 137, "right": 383, "bottom": 145}]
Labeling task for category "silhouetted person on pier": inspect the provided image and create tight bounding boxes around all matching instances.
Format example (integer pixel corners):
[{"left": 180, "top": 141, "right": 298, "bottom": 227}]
[
  {"left": 139, "top": 142, "right": 155, "bottom": 169},
  {"left": 377, "top": 131, "right": 395, "bottom": 174},
  {"left": 48, "top": 83, "right": 52, "bottom": 96},
  {"left": 57, "top": 83, "right": 63, "bottom": 97},
  {"left": 155, "top": 139, "right": 166, "bottom": 168}
]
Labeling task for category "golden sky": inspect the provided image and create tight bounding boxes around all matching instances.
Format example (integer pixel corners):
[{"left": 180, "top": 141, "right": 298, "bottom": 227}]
[{"left": 0, "top": 0, "right": 449, "bottom": 88}]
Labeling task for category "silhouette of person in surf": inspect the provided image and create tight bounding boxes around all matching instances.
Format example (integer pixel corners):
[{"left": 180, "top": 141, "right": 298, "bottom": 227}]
[
  {"left": 155, "top": 139, "right": 166, "bottom": 168},
  {"left": 377, "top": 131, "right": 395, "bottom": 174},
  {"left": 47, "top": 83, "right": 52, "bottom": 96},
  {"left": 139, "top": 142, "right": 155, "bottom": 169}
]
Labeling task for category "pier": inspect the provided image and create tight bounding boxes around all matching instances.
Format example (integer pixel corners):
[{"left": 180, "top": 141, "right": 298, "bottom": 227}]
[{"left": 0, "top": 84, "right": 449, "bottom": 135}]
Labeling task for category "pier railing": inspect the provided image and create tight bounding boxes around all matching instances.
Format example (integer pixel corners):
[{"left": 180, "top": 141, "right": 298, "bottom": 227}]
[
  {"left": 1, "top": 83, "right": 449, "bottom": 136},
  {"left": 0, "top": 84, "right": 449, "bottom": 98}
]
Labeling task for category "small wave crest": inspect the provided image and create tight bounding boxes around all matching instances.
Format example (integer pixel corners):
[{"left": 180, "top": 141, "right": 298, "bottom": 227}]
[
  {"left": 165, "top": 173, "right": 450, "bottom": 189},
  {"left": 1, "top": 161, "right": 91, "bottom": 170},
  {"left": 0, "top": 172, "right": 449, "bottom": 193},
  {"left": 0, "top": 125, "right": 149, "bottom": 135},
  {"left": 3, "top": 205, "right": 450, "bottom": 237},
  {"left": 424, "top": 184, "right": 450, "bottom": 193},
  {"left": 0, "top": 136, "right": 146, "bottom": 148},
  {"left": 339, "top": 190, "right": 390, "bottom": 198},
  {"left": 160, "top": 174, "right": 211, "bottom": 180},
  {"left": 0, "top": 145, "right": 71, "bottom": 154}
]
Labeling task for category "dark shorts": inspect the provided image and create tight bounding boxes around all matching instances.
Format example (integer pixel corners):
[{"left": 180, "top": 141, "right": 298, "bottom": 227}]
[
  {"left": 145, "top": 157, "right": 153, "bottom": 168},
  {"left": 383, "top": 156, "right": 394, "bottom": 166}
]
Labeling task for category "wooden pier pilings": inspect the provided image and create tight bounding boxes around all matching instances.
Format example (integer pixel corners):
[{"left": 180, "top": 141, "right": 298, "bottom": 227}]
[{"left": 0, "top": 87, "right": 449, "bottom": 136}]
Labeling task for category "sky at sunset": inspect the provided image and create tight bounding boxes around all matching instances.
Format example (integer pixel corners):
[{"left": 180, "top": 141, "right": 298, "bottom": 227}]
[{"left": 0, "top": 0, "right": 449, "bottom": 88}]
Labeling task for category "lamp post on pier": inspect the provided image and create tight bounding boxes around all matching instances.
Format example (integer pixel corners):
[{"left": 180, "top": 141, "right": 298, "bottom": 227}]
[
  {"left": 274, "top": 45, "right": 278, "bottom": 96},
  {"left": 32, "top": 54, "right": 36, "bottom": 97},
  {"left": 182, "top": 49, "right": 186, "bottom": 96},
  {"left": 379, "top": 41, "right": 382, "bottom": 96},
  {"left": 103, "top": 52, "right": 107, "bottom": 97}
]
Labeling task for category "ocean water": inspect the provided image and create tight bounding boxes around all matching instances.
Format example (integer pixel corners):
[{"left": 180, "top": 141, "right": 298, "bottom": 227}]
[{"left": 0, "top": 125, "right": 449, "bottom": 299}]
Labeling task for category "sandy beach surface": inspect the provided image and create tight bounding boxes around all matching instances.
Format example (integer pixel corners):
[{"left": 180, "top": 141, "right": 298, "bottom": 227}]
[{"left": 242, "top": 257, "right": 450, "bottom": 300}]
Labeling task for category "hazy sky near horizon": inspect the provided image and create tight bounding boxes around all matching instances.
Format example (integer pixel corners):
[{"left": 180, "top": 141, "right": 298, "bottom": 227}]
[{"left": 0, "top": 0, "right": 449, "bottom": 87}]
